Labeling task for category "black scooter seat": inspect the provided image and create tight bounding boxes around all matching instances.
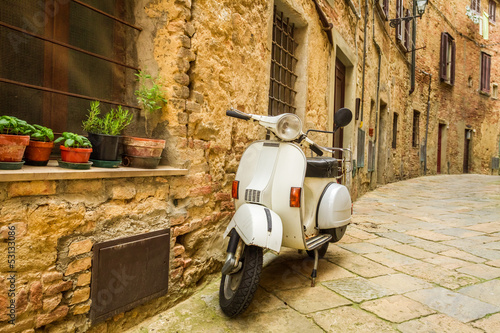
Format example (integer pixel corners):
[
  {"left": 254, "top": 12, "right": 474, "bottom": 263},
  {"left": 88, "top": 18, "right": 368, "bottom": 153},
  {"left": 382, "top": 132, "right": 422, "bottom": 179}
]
[{"left": 306, "top": 157, "right": 339, "bottom": 178}]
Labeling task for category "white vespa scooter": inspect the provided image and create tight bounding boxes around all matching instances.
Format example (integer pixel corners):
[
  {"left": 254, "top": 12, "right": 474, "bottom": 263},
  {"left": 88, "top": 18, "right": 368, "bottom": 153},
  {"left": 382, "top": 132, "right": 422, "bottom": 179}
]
[{"left": 219, "top": 108, "right": 353, "bottom": 317}]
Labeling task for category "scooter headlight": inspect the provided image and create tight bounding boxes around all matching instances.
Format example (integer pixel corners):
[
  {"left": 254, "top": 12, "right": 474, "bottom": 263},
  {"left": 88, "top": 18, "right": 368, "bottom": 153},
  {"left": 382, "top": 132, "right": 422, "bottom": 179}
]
[{"left": 275, "top": 114, "right": 302, "bottom": 141}]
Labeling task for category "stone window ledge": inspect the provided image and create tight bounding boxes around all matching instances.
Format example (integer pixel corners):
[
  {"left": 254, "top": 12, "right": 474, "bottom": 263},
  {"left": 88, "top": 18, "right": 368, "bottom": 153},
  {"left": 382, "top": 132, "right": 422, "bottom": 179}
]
[{"left": 0, "top": 160, "right": 188, "bottom": 182}]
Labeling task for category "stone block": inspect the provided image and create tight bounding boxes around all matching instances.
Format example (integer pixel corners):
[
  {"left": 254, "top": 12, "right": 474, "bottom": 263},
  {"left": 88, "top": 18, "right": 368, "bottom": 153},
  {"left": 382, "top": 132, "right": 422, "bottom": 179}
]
[
  {"left": 178, "top": 112, "right": 189, "bottom": 125},
  {"left": 0, "top": 318, "right": 34, "bottom": 333},
  {"left": 8, "top": 181, "right": 56, "bottom": 197},
  {"left": 173, "top": 244, "right": 185, "bottom": 256},
  {"left": 179, "top": 35, "right": 191, "bottom": 48},
  {"left": 111, "top": 184, "right": 136, "bottom": 200},
  {"left": 178, "top": 47, "right": 196, "bottom": 62},
  {"left": 69, "top": 287, "right": 90, "bottom": 305},
  {"left": 72, "top": 303, "right": 90, "bottom": 315},
  {"left": 0, "top": 222, "right": 27, "bottom": 240},
  {"left": 65, "top": 180, "right": 103, "bottom": 195},
  {"left": 35, "top": 306, "right": 68, "bottom": 328},
  {"left": 176, "top": 58, "right": 191, "bottom": 73},
  {"left": 184, "top": 22, "right": 195, "bottom": 37},
  {"left": 42, "top": 294, "right": 62, "bottom": 312},
  {"left": 174, "top": 73, "right": 190, "bottom": 86},
  {"left": 68, "top": 239, "right": 93, "bottom": 257},
  {"left": 44, "top": 281, "right": 73, "bottom": 297},
  {"left": 173, "top": 85, "right": 190, "bottom": 99},
  {"left": 42, "top": 272, "right": 63, "bottom": 284},
  {"left": 186, "top": 101, "right": 201, "bottom": 113},
  {"left": 76, "top": 272, "right": 91, "bottom": 287},
  {"left": 192, "top": 91, "right": 204, "bottom": 104},
  {"left": 65, "top": 257, "right": 92, "bottom": 276},
  {"left": 15, "top": 289, "right": 28, "bottom": 315}
]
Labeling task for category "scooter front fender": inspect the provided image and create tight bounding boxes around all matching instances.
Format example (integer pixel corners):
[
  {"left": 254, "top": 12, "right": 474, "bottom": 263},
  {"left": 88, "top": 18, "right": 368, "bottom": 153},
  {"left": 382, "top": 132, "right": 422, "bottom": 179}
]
[{"left": 223, "top": 204, "right": 283, "bottom": 253}]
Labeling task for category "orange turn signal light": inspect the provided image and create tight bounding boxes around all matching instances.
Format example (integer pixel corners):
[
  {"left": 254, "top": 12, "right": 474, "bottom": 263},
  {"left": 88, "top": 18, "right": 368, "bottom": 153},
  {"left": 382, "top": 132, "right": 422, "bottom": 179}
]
[
  {"left": 232, "top": 181, "right": 239, "bottom": 199},
  {"left": 290, "top": 187, "right": 301, "bottom": 207}
]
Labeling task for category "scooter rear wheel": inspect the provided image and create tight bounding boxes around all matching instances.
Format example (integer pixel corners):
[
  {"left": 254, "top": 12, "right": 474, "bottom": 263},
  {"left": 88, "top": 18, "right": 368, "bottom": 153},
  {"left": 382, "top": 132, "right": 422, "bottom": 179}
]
[{"left": 219, "top": 245, "right": 263, "bottom": 317}]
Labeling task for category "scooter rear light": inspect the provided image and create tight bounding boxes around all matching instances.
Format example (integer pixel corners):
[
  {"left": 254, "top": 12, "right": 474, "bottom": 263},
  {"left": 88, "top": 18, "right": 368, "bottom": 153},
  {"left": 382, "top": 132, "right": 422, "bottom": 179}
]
[
  {"left": 290, "top": 187, "right": 301, "bottom": 207},
  {"left": 232, "top": 181, "right": 239, "bottom": 199}
]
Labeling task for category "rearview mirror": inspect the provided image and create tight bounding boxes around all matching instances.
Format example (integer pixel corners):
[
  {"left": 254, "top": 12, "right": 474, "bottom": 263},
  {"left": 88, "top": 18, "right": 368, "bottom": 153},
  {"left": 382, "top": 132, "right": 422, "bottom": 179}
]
[{"left": 334, "top": 108, "right": 353, "bottom": 128}]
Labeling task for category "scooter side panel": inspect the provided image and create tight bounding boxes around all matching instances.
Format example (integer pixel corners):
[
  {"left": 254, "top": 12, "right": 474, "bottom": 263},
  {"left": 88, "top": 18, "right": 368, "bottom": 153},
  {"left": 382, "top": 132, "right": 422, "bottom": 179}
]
[
  {"left": 234, "top": 142, "right": 264, "bottom": 210},
  {"left": 223, "top": 203, "right": 283, "bottom": 253},
  {"left": 272, "top": 143, "right": 307, "bottom": 249},
  {"left": 317, "top": 183, "right": 352, "bottom": 229}
]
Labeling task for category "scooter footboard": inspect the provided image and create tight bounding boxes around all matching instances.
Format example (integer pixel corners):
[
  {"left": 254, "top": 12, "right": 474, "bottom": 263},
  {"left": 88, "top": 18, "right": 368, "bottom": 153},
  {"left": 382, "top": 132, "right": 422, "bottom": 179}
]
[{"left": 223, "top": 204, "right": 283, "bottom": 253}]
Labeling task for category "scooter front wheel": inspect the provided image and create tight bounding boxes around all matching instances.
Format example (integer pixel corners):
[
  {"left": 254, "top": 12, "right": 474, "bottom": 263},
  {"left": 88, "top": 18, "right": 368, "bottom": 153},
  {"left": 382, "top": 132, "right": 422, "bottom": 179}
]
[{"left": 219, "top": 245, "right": 263, "bottom": 317}]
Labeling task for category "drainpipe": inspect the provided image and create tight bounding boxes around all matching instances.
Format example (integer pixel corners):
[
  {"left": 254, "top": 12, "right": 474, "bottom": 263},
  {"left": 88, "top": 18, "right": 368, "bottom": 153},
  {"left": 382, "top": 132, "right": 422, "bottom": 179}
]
[
  {"left": 409, "top": 0, "right": 417, "bottom": 94},
  {"left": 373, "top": 4, "right": 382, "bottom": 144},
  {"left": 422, "top": 70, "right": 432, "bottom": 175},
  {"left": 345, "top": 0, "right": 361, "bottom": 20},
  {"left": 360, "top": 0, "right": 369, "bottom": 127}
]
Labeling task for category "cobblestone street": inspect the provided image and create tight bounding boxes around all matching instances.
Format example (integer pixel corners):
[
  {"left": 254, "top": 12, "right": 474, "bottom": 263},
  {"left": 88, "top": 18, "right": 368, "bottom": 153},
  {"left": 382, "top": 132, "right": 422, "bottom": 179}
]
[{"left": 127, "top": 174, "right": 500, "bottom": 332}]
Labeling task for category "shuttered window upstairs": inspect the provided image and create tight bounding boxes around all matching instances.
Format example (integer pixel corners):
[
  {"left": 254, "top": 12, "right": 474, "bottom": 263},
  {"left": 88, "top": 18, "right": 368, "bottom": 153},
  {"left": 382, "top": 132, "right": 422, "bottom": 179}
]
[
  {"left": 481, "top": 52, "right": 492, "bottom": 93},
  {"left": 440, "top": 32, "right": 456, "bottom": 86}
]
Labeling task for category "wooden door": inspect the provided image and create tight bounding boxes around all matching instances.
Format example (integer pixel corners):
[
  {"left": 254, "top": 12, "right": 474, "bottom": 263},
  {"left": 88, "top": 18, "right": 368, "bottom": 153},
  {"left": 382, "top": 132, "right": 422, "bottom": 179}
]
[
  {"left": 437, "top": 124, "right": 445, "bottom": 173},
  {"left": 333, "top": 58, "right": 345, "bottom": 158}
]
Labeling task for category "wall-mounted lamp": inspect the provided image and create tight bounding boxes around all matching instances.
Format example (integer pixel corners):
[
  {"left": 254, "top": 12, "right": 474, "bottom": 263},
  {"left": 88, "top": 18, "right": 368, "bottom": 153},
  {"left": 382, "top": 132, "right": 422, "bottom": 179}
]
[{"left": 389, "top": 0, "right": 428, "bottom": 28}]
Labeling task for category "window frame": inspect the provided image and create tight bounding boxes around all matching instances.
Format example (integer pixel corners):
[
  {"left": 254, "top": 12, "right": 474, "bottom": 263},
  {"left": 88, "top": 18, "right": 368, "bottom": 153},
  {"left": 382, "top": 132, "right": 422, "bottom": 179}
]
[
  {"left": 480, "top": 52, "right": 492, "bottom": 93},
  {"left": 471, "top": 0, "right": 481, "bottom": 13},
  {"left": 392, "top": 112, "right": 398, "bottom": 149},
  {"left": 377, "top": 0, "right": 390, "bottom": 20},
  {"left": 489, "top": 0, "right": 497, "bottom": 22},
  {"left": 440, "top": 32, "right": 456, "bottom": 85},
  {"left": 412, "top": 110, "right": 420, "bottom": 148},
  {"left": 396, "top": 0, "right": 404, "bottom": 45}
]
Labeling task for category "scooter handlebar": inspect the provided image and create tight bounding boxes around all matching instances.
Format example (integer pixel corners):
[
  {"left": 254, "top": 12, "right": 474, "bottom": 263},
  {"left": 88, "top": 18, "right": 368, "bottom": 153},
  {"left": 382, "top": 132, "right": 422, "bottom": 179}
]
[
  {"left": 226, "top": 109, "right": 252, "bottom": 121},
  {"left": 310, "top": 142, "right": 324, "bottom": 156}
]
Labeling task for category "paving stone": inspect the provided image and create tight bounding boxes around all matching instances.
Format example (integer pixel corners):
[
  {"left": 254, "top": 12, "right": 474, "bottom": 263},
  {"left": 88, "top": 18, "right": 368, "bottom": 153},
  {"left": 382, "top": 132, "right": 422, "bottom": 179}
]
[
  {"left": 439, "top": 249, "right": 486, "bottom": 264},
  {"left": 244, "top": 287, "right": 288, "bottom": 315},
  {"left": 226, "top": 308, "right": 324, "bottom": 333},
  {"left": 424, "top": 255, "right": 471, "bottom": 269},
  {"left": 406, "top": 229, "right": 457, "bottom": 241},
  {"left": 311, "top": 306, "right": 397, "bottom": 332},
  {"left": 338, "top": 242, "right": 386, "bottom": 254},
  {"left": 436, "top": 228, "right": 484, "bottom": 238},
  {"left": 366, "top": 237, "right": 402, "bottom": 248},
  {"left": 486, "top": 259, "right": 500, "bottom": 267},
  {"left": 285, "top": 258, "right": 355, "bottom": 282},
  {"left": 405, "top": 287, "right": 500, "bottom": 322},
  {"left": 360, "top": 295, "right": 435, "bottom": 323},
  {"left": 457, "top": 264, "right": 500, "bottom": 279},
  {"left": 369, "top": 273, "right": 433, "bottom": 294},
  {"left": 398, "top": 314, "right": 483, "bottom": 333},
  {"left": 410, "top": 239, "right": 455, "bottom": 253},
  {"left": 346, "top": 227, "right": 378, "bottom": 240},
  {"left": 385, "top": 244, "right": 435, "bottom": 259},
  {"left": 329, "top": 252, "right": 395, "bottom": 278},
  {"left": 458, "top": 280, "right": 500, "bottom": 307},
  {"left": 259, "top": 263, "right": 310, "bottom": 291},
  {"left": 465, "top": 222, "right": 500, "bottom": 233},
  {"left": 403, "top": 262, "right": 479, "bottom": 289},
  {"left": 323, "top": 277, "right": 393, "bottom": 303},
  {"left": 275, "top": 285, "right": 351, "bottom": 314},
  {"left": 363, "top": 250, "right": 420, "bottom": 268},
  {"left": 471, "top": 312, "right": 500, "bottom": 332},
  {"left": 375, "top": 232, "right": 420, "bottom": 244}
]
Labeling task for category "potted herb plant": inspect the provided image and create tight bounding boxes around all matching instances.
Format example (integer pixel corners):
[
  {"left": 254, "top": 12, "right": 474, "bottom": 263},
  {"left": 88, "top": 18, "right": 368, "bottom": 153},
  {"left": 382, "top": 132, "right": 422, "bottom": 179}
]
[
  {"left": 0, "top": 115, "right": 34, "bottom": 169},
  {"left": 24, "top": 124, "right": 54, "bottom": 166},
  {"left": 122, "top": 71, "right": 167, "bottom": 168},
  {"left": 82, "top": 101, "right": 132, "bottom": 166},
  {"left": 54, "top": 132, "right": 92, "bottom": 168}
]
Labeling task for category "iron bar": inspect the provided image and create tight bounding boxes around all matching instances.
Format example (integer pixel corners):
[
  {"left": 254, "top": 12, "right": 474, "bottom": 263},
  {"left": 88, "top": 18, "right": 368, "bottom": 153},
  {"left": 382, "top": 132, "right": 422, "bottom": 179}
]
[
  {"left": 0, "top": 77, "right": 140, "bottom": 110},
  {"left": 72, "top": 0, "right": 142, "bottom": 31},
  {"left": 0, "top": 21, "right": 139, "bottom": 71}
]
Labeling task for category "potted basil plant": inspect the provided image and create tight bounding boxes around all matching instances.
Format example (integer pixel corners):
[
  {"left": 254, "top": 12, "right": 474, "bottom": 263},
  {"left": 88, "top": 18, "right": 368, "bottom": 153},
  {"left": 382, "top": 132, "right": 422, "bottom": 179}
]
[
  {"left": 24, "top": 124, "right": 55, "bottom": 166},
  {"left": 0, "top": 115, "right": 34, "bottom": 169},
  {"left": 54, "top": 132, "right": 92, "bottom": 168},
  {"left": 82, "top": 101, "right": 132, "bottom": 167}
]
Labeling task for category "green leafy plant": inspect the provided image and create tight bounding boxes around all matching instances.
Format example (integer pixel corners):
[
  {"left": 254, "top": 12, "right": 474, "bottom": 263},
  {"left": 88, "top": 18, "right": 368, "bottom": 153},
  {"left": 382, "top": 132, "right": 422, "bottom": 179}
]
[
  {"left": 30, "top": 124, "right": 54, "bottom": 142},
  {"left": 82, "top": 101, "right": 133, "bottom": 136},
  {"left": 54, "top": 132, "right": 92, "bottom": 148},
  {"left": 0, "top": 115, "right": 35, "bottom": 135},
  {"left": 134, "top": 70, "right": 167, "bottom": 113}
]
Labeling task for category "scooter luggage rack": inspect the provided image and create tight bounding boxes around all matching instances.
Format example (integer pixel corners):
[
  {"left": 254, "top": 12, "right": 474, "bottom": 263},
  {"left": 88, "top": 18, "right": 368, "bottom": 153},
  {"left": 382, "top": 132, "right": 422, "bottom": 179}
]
[{"left": 311, "top": 146, "right": 352, "bottom": 184}]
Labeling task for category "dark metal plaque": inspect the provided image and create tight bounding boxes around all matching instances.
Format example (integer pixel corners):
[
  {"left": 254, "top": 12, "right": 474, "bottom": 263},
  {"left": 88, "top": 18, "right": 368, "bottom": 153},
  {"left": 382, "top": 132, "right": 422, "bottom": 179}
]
[{"left": 90, "top": 229, "right": 170, "bottom": 323}]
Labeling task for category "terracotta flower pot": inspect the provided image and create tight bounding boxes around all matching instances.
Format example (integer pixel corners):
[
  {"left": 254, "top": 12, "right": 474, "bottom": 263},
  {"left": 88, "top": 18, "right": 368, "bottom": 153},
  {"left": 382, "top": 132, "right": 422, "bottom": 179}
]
[
  {"left": 122, "top": 136, "right": 165, "bottom": 158},
  {"left": 60, "top": 145, "right": 92, "bottom": 163},
  {"left": 24, "top": 140, "right": 54, "bottom": 166},
  {"left": 0, "top": 134, "right": 30, "bottom": 162}
]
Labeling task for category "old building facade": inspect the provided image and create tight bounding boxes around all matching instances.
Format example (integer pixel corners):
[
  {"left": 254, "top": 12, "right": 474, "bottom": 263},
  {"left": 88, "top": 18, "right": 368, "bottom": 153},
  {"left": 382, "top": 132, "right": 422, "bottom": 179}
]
[{"left": 0, "top": 0, "right": 498, "bottom": 332}]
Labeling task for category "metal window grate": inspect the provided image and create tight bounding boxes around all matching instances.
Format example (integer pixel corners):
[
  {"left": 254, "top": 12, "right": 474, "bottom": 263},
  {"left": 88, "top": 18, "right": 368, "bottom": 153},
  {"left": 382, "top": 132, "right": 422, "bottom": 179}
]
[{"left": 268, "top": 6, "right": 298, "bottom": 116}]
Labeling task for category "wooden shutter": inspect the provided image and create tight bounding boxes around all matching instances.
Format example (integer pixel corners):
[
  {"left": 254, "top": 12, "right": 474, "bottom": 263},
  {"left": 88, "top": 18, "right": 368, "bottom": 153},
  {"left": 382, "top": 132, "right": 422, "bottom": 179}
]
[
  {"left": 440, "top": 33, "right": 448, "bottom": 81},
  {"left": 481, "top": 53, "right": 491, "bottom": 92},
  {"left": 396, "top": 0, "right": 403, "bottom": 41},
  {"left": 384, "top": 0, "right": 389, "bottom": 17},
  {"left": 450, "top": 39, "right": 456, "bottom": 85},
  {"left": 404, "top": 9, "right": 411, "bottom": 50}
]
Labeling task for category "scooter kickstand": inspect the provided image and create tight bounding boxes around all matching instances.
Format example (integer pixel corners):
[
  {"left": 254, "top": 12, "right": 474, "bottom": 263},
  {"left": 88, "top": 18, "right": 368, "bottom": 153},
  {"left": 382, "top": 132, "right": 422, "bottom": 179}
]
[{"left": 311, "top": 248, "right": 319, "bottom": 287}]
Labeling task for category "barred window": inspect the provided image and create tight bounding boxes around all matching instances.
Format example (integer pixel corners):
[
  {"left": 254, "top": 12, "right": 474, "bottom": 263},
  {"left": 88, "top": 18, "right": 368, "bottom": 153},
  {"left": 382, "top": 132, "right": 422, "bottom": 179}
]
[
  {"left": 268, "top": 7, "right": 298, "bottom": 116},
  {"left": 412, "top": 110, "right": 420, "bottom": 148},
  {"left": 0, "top": 0, "right": 139, "bottom": 135}
]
